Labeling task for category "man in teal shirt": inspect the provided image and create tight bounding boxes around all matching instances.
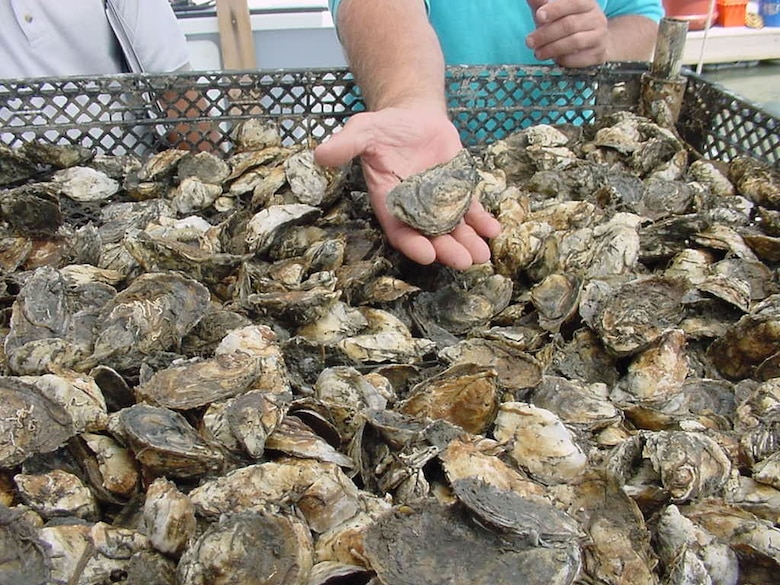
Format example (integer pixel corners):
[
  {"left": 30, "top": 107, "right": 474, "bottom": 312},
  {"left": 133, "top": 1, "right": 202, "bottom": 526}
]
[{"left": 314, "top": 0, "right": 664, "bottom": 270}]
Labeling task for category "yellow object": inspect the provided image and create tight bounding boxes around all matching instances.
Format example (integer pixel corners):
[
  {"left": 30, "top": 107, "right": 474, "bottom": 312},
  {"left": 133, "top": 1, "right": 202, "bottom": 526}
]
[{"left": 745, "top": 11, "right": 765, "bottom": 27}]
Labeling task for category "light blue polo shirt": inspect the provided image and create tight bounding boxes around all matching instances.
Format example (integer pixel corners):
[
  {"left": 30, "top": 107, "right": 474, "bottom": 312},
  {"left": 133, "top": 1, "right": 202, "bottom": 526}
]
[{"left": 328, "top": 0, "right": 664, "bottom": 66}]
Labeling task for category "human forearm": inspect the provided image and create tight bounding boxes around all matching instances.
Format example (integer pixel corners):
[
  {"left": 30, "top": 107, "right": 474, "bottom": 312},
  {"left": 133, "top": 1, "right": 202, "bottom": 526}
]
[
  {"left": 336, "top": 0, "right": 446, "bottom": 111},
  {"left": 605, "top": 15, "right": 659, "bottom": 62}
]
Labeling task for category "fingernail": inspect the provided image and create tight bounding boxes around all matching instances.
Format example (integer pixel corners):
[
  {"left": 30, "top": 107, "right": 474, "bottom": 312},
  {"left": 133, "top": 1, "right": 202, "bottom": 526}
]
[
  {"left": 536, "top": 9, "right": 548, "bottom": 23},
  {"left": 526, "top": 36, "right": 536, "bottom": 49}
]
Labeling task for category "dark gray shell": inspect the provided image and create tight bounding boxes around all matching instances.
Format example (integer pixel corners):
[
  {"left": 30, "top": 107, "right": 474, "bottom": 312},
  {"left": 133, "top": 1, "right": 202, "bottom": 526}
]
[
  {"left": 109, "top": 404, "right": 224, "bottom": 478},
  {"left": 0, "top": 377, "right": 74, "bottom": 468},
  {"left": 451, "top": 476, "right": 583, "bottom": 545},
  {"left": 363, "top": 499, "right": 581, "bottom": 585},
  {"left": 0, "top": 504, "right": 52, "bottom": 585},
  {"left": 83, "top": 272, "right": 211, "bottom": 372},
  {"left": 0, "top": 143, "right": 37, "bottom": 186},
  {"left": 0, "top": 183, "right": 62, "bottom": 236}
]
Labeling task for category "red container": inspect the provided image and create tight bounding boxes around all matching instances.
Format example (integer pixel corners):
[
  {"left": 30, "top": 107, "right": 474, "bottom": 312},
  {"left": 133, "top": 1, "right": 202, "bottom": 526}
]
[
  {"left": 662, "top": 0, "right": 719, "bottom": 30},
  {"left": 717, "top": 0, "right": 748, "bottom": 25}
]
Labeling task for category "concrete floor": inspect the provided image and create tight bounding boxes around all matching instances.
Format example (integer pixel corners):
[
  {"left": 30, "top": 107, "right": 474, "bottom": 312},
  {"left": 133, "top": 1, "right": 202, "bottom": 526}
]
[{"left": 700, "top": 59, "right": 780, "bottom": 116}]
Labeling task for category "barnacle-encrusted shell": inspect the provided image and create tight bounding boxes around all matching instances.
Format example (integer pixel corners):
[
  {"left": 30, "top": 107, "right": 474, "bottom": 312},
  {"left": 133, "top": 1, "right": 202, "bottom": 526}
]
[
  {"left": 386, "top": 149, "right": 477, "bottom": 236},
  {"left": 0, "top": 377, "right": 74, "bottom": 468}
]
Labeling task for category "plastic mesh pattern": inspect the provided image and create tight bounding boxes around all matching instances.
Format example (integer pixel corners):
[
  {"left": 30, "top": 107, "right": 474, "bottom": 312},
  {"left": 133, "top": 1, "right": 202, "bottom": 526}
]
[
  {"left": 677, "top": 75, "right": 779, "bottom": 169},
  {"left": 1, "top": 64, "right": 777, "bottom": 168}
]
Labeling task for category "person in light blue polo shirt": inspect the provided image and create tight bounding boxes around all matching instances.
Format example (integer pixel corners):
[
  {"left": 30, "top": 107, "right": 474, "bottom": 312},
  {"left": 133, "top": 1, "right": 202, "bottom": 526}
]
[
  {"left": 314, "top": 0, "right": 664, "bottom": 271},
  {"left": 0, "top": 0, "right": 208, "bottom": 153},
  {"left": 0, "top": 0, "right": 190, "bottom": 78}
]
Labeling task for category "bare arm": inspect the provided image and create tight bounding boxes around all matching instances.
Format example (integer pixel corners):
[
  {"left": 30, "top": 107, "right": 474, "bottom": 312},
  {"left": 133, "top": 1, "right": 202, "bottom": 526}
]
[
  {"left": 605, "top": 15, "right": 658, "bottom": 62},
  {"left": 336, "top": 0, "right": 446, "bottom": 111},
  {"left": 315, "top": 0, "right": 501, "bottom": 270}
]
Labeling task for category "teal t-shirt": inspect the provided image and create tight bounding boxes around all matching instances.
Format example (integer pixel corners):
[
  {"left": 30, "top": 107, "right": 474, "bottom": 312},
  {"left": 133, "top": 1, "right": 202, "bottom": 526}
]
[
  {"left": 327, "top": 0, "right": 665, "bottom": 143},
  {"left": 328, "top": 0, "right": 664, "bottom": 66}
]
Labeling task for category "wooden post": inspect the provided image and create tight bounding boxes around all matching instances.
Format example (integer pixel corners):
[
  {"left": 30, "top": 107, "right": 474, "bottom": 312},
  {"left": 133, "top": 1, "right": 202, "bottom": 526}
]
[{"left": 216, "top": 0, "right": 256, "bottom": 70}]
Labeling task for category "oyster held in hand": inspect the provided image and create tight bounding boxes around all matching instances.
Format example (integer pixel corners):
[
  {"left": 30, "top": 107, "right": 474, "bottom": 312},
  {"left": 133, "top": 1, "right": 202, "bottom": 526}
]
[{"left": 386, "top": 149, "right": 477, "bottom": 236}]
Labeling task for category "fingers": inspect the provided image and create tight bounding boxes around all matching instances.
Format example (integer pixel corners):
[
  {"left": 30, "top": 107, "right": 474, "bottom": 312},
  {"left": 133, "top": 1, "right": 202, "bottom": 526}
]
[
  {"left": 446, "top": 223, "right": 493, "bottom": 266},
  {"left": 554, "top": 47, "right": 607, "bottom": 68},
  {"left": 534, "top": 0, "right": 596, "bottom": 23},
  {"left": 531, "top": 30, "right": 607, "bottom": 65},
  {"left": 313, "top": 113, "right": 372, "bottom": 168},
  {"left": 464, "top": 200, "right": 502, "bottom": 240},
  {"left": 525, "top": 0, "right": 548, "bottom": 24},
  {"left": 376, "top": 195, "right": 498, "bottom": 270},
  {"left": 526, "top": 0, "right": 607, "bottom": 65},
  {"left": 377, "top": 211, "right": 438, "bottom": 266},
  {"left": 431, "top": 233, "right": 477, "bottom": 271}
]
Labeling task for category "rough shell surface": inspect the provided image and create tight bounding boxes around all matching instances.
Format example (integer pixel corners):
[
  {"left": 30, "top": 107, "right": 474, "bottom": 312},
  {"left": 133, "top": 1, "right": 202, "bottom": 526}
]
[{"left": 385, "top": 149, "right": 477, "bottom": 236}]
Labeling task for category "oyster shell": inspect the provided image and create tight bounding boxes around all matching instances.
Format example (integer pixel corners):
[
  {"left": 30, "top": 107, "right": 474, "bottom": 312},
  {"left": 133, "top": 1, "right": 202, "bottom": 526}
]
[
  {"left": 135, "top": 352, "right": 266, "bottom": 410},
  {"left": 82, "top": 271, "right": 211, "bottom": 372},
  {"left": 580, "top": 276, "right": 688, "bottom": 356},
  {"left": 0, "top": 142, "right": 37, "bottom": 186},
  {"left": 14, "top": 469, "right": 99, "bottom": 521},
  {"left": 363, "top": 499, "right": 582, "bottom": 585},
  {"left": 0, "top": 183, "right": 62, "bottom": 236},
  {"left": 108, "top": 404, "right": 224, "bottom": 479},
  {"left": 0, "top": 377, "right": 74, "bottom": 468},
  {"left": 143, "top": 477, "right": 196, "bottom": 557},
  {"left": 51, "top": 166, "right": 119, "bottom": 202},
  {"left": 0, "top": 504, "right": 51, "bottom": 584},
  {"left": 386, "top": 149, "right": 477, "bottom": 236},
  {"left": 493, "top": 402, "right": 587, "bottom": 484},
  {"left": 451, "top": 476, "right": 583, "bottom": 545},
  {"left": 398, "top": 363, "right": 499, "bottom": 435},
  {"left": 655, "top": 503, "right": 739, "bottom": 585},
  {"left": 176, "top": 511, "right": 313, "bottom": 585},
  {"left": 189, "top": 459, "right": 361, "bottom": 534}
]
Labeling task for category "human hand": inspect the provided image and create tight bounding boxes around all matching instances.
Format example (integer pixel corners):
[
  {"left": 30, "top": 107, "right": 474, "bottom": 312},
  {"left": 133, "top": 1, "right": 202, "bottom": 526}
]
[
  {"left": 313, "top": 105, "right": 501, "bottom": 270},
  {"left": 525, "top": 0, "right": 610, "bottom": 68}
]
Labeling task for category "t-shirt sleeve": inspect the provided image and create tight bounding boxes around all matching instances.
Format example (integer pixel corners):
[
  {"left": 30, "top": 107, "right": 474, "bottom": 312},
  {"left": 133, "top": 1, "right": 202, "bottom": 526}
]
[{"left": 603, "top": 0, "right": 665, "bottom": 22}]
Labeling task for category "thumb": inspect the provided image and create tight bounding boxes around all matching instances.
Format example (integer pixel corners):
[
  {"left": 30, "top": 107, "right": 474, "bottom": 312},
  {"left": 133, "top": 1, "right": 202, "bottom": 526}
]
[{"left": 313, "top": 113, "right": 372, "bottom": 168}]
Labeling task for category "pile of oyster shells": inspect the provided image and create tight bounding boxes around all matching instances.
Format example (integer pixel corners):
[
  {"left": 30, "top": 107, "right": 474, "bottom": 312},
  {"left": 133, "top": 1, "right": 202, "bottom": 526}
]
[{"left": 0, "top": 111, "right": 779, "bottom": 585}]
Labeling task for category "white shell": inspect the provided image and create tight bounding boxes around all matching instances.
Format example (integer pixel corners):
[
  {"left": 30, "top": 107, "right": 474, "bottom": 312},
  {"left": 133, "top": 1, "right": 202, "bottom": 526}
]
[
  {"left": 52, "top": 166, "right": 119, "bottom": 202},
  {"left": 493, "top": 402, "right": 587, "bottom": 484}
]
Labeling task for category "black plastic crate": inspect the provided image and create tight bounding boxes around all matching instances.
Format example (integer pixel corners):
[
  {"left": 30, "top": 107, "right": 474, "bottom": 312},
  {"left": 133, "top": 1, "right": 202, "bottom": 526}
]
[{"left": 0, "top": 63, "right": 777, "bottom": 168}]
